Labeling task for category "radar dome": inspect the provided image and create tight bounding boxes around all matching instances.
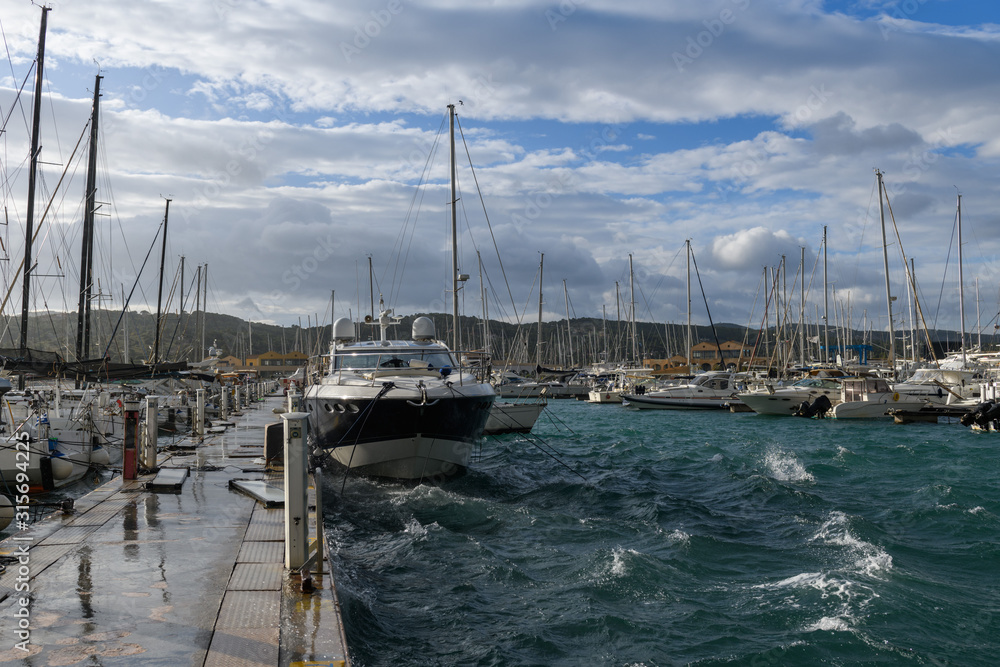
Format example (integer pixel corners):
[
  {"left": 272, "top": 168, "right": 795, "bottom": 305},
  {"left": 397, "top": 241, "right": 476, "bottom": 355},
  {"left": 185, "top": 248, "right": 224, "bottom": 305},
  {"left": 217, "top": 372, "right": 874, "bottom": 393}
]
[
  {"left": 412, "top": 317, "right": 435, "bottom": 340},
  {"left": 333, "top": 317, "right": 355, "bottom": 341}
]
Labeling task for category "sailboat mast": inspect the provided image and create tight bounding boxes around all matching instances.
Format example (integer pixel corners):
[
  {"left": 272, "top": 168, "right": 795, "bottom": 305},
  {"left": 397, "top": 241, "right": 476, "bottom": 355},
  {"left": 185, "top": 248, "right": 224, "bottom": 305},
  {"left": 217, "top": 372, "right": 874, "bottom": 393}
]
[
  {"left": 910, "top": 258, "right": 917, "bottom": 363},
  {"left": 478, "top": 252, "right": 489, "bottom": 356},
  {"left": 685, "top": 240, "right": 692, "bottom": 372},
  {"left": 201, "top": 263, "right": 208, "bottom": 356},
  {"left": 615, "top": 281, "right": 621, "bottom": 362},
  {"left": 20, "top": 6, "right": 50, "bottom": 357},
  {"left": 799, "top": 246, "right": 805, "bottom": 366},
  {"left": 536, "top": 253, "right": 544, "bottom": 377},
  {"left": 76, "top": 73, "right": 101, "bottom": 361},
  {"left": 876, "top": 169, "right": 895, "bottom": 369},
  {"left": 629, "top": 253, "right": 637, "bottom": 365},
  {"left": 602, "top": 304, "right": 607, "bottom": 363},
  {"left": 448, "top": 103, "right": 460, "bottom": 351},
  {"left": 976, "top": 278, "right": 982, "bottom": 351},
  {"left": 823, "top": 225, "right": 829, "bottom": 364},
  {"left": 153, "top": 198, "right": 171, "bottom": 364},
  {"left": 957, "top": 193, "right": 966, "bottom": 363},
  {"left": 563, "top": 279, "right": 572, "bottom": 367}
]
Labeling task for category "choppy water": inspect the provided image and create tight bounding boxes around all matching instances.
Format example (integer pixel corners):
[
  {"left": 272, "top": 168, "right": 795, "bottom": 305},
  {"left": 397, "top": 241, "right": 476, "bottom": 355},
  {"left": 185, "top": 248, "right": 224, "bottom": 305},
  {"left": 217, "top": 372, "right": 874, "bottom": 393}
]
[{"left": 321, "top": 400, "right": 1000, "bottom": 666}]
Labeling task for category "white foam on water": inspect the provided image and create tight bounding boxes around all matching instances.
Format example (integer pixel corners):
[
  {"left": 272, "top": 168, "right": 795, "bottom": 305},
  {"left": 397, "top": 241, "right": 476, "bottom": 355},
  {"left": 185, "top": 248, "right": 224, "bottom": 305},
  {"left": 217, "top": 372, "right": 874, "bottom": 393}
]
[
  {"left": 756, "top": 571, "right": 853, "bottom": 601},
  {"left": 608, "top": 546, "right": 638, "bottom": 578},
  {"left": 403, "top": 518, "right": 430, "bottom": 540},
  {"left": 812, "top": 511, "right": 894, "bottom": 578},
  {"left": 968, "top": 506, "right": 987, "bottom": 515},
  {"left": 710, "top": 453, "right": 724, "bottom": 462},
  {"left": 764, "top": 447, "right": 815, "bottom": 483},
  {"left": 667, "top": 529, "right": 690, "bottom": 545},
  {"left": 803, "top": 616, "right": 851, "bottom": 632}
]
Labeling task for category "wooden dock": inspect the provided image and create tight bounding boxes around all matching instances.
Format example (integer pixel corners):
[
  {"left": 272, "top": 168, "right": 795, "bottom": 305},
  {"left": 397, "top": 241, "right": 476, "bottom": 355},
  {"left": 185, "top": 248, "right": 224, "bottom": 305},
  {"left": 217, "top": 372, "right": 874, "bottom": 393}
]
[{"left": 0, "top": 394, "right": 349, "bottom": 666}]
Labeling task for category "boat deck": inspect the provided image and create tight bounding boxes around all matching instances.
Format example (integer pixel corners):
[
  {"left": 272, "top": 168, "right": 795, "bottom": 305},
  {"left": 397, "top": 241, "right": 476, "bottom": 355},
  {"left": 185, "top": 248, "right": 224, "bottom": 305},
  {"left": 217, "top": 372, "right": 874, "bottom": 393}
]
[
  {"left": 0, "top": 395, "right": 349, "bottom": 666},
  {"left": 886, "top": 405, "right": 973, "bottom": 424}
]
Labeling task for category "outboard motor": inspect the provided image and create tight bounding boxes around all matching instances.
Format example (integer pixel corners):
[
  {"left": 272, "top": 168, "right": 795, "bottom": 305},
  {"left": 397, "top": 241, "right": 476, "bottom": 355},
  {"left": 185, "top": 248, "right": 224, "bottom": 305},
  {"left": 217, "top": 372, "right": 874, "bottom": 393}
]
[
  {"left": 795, "top": 394, "right": 832, "bottom": 418},
  {"left": 977, "top": 402, "right": 1000, "bottom": 429},
  {"left": 961, "top": 401, "right": 994, "bottom": 427}
]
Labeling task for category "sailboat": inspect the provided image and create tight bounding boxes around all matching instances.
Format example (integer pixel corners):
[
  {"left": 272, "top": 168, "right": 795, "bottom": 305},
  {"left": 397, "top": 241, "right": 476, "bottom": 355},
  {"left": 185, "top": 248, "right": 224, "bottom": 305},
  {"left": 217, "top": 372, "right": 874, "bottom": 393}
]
[
  {"left": 587, "top": 255, "right": 653, "bottom": 403},
  {"left": 0, "top": 9, "right": 121, "bottom": 493},
  {"left": 892, "top": 192, "right": 985, "bottom": 405},
  {"left": 480, "top": 255, "right": 547, "bottom": 435},
  {"left": 303, "top": 105, "right": 496, "bottom": 479}
]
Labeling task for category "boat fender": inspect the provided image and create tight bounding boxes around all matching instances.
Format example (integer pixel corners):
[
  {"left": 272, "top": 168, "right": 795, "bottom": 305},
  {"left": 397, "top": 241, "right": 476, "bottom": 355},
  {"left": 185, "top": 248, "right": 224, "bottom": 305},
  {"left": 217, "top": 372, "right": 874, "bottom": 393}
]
[
  {"left": 49, "top": 455, "right": 75, "bottom": 480},
  {"left": 91, "top": 446, "right": 111, "bottom": 466}
]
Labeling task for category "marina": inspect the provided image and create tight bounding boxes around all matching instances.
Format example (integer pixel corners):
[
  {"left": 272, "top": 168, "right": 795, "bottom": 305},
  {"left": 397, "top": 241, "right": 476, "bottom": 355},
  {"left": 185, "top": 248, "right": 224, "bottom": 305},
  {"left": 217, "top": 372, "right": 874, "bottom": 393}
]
[
  {"left": 0, "top": 393, "right": 348, "bottom": 666},
  {"left": 1, "top": 3, "right": 1000, "bottom": 665}
]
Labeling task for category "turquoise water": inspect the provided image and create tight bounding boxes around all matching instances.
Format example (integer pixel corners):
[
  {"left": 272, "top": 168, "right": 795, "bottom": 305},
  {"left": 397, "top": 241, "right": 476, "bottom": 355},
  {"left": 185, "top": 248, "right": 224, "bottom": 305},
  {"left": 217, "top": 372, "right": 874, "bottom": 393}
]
[{"left": 322, "top": 400, "right": 1000, "bottom": 666}]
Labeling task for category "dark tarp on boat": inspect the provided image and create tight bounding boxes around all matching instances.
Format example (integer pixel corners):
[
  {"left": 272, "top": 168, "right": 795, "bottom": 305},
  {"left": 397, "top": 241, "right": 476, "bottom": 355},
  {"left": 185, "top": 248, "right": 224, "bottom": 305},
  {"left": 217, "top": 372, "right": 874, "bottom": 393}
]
[{"left": 0, "top": 347, "right": 208, "bottom": 382}]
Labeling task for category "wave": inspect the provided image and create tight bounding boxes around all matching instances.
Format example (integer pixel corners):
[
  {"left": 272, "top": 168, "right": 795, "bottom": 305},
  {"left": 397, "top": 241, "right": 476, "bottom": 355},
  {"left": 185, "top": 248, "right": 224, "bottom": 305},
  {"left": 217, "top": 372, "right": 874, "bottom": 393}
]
[{"left": 764, "top": 446, "right": 815, "bottom": 484}]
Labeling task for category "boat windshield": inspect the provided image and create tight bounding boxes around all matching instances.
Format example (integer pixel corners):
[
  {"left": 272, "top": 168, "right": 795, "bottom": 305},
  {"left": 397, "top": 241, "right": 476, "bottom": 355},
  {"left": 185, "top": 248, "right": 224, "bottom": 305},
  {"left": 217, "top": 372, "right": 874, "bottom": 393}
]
[
  {"left": 334, "top": 351, "right": 456, "bottom": 371},
  {"left": 792, "top": 378, "right": 841, "bottom": 390}
]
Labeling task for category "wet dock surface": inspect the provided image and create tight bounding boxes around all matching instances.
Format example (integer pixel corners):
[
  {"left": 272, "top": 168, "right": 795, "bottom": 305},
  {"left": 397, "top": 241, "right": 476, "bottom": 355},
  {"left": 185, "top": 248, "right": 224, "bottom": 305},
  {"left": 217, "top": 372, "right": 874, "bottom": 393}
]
[{"left": 0, "top": 395, "right": 348, "bottom": 666}]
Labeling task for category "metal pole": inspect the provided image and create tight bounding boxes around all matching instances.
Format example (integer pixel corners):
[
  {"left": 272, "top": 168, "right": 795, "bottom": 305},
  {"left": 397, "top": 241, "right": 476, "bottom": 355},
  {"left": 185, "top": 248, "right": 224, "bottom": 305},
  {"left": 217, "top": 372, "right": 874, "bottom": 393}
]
[
  {"left": 449, "top": 104, "right": 460, "bottom": 352},
  {"left": 281, "top": 412, "right": 309, "bottom": 569},
  {"left": 195, "top": 388, "right": 205, "bottom": 437},
  {"left": 123, "top": 400, "right": 140, "bottom": 480},
  {"left": 144, "top": 396, "right": 158, "bottom": 470},
  {"left": 20, "top": 7, "right": 50, "bottom": 358},
  {"left": 876, "top": 169, "right": 895, "bottom": 368},
  {"left": 823, "top": 226, "right": 829, "bottom": 364},
  {"left": 153, "top": 198, "right": 171, "bottom": 364},
  {"left": 957, "top": 193, "right": 966, "bottom": 363}
]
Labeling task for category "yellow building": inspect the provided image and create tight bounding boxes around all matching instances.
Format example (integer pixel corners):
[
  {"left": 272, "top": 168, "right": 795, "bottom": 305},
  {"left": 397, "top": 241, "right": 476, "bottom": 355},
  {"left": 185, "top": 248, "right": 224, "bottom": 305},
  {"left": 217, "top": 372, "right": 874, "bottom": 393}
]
[
  {"left": 644, "top": 340, "right": 754, "bottom": 374},
  {"left": 244, "top": 351, "right": 309, "bottom": 377}
]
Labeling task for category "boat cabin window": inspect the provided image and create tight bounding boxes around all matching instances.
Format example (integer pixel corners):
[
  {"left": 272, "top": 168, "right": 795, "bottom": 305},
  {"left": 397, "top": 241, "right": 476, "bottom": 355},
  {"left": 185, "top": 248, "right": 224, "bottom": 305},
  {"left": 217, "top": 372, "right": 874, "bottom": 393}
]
[
  {"left": 334, "top": 351, "right": 456, "bottom": 371},
  {"left": 794, "top": 378, "right": 841, "bottom": 390}
]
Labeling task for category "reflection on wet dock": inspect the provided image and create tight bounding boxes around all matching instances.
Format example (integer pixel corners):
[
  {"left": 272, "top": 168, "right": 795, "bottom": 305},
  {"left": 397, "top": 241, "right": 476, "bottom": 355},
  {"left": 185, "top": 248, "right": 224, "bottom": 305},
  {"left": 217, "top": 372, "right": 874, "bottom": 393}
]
[{"left": 0, "top": 394, "right": 348, "bottom": 666}]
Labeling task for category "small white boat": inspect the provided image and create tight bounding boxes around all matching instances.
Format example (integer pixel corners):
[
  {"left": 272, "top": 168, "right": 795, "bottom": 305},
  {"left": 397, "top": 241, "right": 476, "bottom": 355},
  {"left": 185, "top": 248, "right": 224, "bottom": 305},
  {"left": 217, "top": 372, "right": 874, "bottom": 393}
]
[
  {"left": 0, "top": 379, "right": 116, "bottom": 493},
  {"left": 738, "top": 373, "right": 846, "bottom": 416},
  {"left": 484, "top": 400, "right": 546, "bottom": 434},
  {"left": 830, "top": 377, "right": 927, "bottom": 419},
  {"left": 892, "top": 364, "right": 984, "bottom": 405},
  {"left": 621, "top": 371, "right": 744, "bottom": 410}
]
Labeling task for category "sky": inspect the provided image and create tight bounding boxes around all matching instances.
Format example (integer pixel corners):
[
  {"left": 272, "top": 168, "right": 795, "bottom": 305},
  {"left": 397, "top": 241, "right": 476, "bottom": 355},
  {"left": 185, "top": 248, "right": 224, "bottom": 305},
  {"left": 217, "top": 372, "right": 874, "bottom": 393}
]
[{"left": 2, "top": 0, "right": 1000, "bottom": 351}]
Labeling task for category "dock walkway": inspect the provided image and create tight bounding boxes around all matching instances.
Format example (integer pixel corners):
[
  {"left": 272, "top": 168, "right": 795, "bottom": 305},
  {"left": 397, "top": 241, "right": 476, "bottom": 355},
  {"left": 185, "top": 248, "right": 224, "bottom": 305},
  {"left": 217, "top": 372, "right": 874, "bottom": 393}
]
[{"left": 0, "top": 394, "right": 348, "bottom": 666}]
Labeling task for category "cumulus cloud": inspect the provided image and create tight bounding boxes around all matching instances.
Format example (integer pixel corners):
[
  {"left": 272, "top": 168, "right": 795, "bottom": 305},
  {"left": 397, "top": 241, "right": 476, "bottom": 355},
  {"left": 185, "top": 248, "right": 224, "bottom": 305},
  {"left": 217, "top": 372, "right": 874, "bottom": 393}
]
[{"left": 710, "top": 227, "right": 808, "bottom": 272}]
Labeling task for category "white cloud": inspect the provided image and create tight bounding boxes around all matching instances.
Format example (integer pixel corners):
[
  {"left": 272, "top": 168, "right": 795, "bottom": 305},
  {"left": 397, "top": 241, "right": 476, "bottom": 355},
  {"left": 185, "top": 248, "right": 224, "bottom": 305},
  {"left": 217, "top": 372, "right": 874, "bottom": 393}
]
[{"left": 0, "top": 0, "right": 995, "bottom": 342}]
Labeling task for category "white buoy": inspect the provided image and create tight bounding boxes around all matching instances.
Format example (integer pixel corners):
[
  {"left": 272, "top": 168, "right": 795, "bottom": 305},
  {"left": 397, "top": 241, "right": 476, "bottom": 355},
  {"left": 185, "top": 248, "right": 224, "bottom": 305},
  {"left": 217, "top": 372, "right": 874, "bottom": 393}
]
[
  {"left": 0, "top": 495, "right": 13, "bottom": 531},
  {"left": 50, "top": 455, "right": 74, "bottom": 480}
]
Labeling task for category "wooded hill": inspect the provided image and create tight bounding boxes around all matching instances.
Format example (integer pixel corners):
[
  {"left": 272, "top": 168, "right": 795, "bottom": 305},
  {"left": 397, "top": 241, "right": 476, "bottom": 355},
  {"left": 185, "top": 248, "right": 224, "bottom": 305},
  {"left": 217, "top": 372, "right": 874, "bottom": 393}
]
[{"left": 0, "top": 310, "right": 984, "bottom": 367}]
